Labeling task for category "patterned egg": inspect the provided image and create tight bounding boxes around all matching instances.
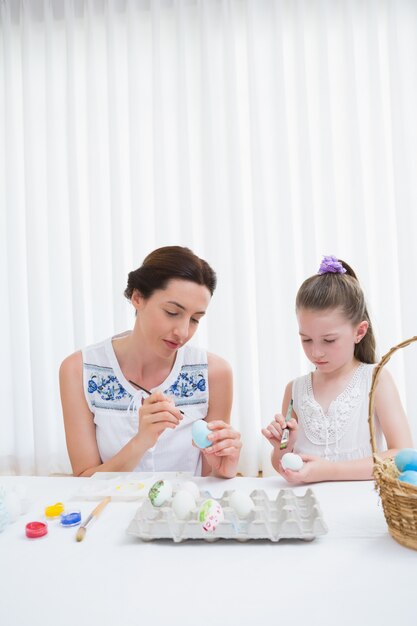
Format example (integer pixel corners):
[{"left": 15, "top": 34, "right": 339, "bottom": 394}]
[
  {"left": 172, "top": 490, "right": 196, "bottom": 520},
  {"left": 198, "top": 498, "right": 224, "bottom": 533},
  {"left": 394, "top": 448, "right": 417, "bottom": 472},
  {"left": 398, "top": 470, "right": 417, "bottom": 486},
  {"left": 148, "top": 480, "right": 173, "bottom": 507},
  {"left": 192, "top": 420, "right": 212, "bottom": 449},
  {"left": 281, "top": 452, "right": 304, "bottom": 471},
  {"left": 229, "top": 490, "right": 254, "bottom": 519}
]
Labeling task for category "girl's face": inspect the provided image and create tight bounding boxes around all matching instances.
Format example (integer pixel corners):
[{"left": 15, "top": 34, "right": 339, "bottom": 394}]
[
  {"left": 132, "top": 279, "right": 211, "bottom": 359},
  {"left": 297, "top": 307, "right": 368, "bottom": 373}
]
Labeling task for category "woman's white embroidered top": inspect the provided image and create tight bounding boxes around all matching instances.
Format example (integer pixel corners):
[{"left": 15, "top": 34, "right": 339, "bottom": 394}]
[
  {"left": 292, "top": 363, "right": 384, "bottom": 460},
  {"left": 82, "top": 333, "right": 208, "bottom": 475}
]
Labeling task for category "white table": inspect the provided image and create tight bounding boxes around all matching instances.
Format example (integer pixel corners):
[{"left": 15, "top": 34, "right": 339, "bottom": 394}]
[{"left": 0, "top": 475, "right": 415, "bottom": 626}]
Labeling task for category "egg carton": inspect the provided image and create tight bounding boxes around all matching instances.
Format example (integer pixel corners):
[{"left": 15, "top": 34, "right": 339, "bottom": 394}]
[{"left": 126, "top": 488, "right": 328, "bottom": 543}]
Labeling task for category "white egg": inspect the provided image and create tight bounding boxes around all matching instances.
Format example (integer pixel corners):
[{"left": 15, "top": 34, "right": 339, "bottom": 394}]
[
  {"left": 172, "top": 490, "right": 196, "bottom": 520},
  {"left": 229, "top": 490, "right": 255, "bottom": 519},
  {"left": 181, "top": 481, "right": 200, "bottom": 501},
  {"left": 281, "top": 452, "right": 304, "bottom": 471},
  {"left": 148, "top": 479, "right": 173, "bottom": 507}
]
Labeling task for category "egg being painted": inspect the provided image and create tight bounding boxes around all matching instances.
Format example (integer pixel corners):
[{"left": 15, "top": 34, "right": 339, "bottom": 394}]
[
  {"left": 394, "top": 448, "right": 417, "bottom": 473},
  {"left": 398, "top": 470, "right": 417, "bottom": 487},
  {"left": 148, "top": 480, "right": 173, "bottom": 507},
  {"left": 229, "top": 491, "right": 255, "bottom": 519},
  {"left": 192, "top": 420, "right": 212, "bottom": 449},
  {"left": 281, "top": 452, "right": 304, "bottom": 471},
  {"left": 198, "top": 498, "right": 224, "bottom": 532}
]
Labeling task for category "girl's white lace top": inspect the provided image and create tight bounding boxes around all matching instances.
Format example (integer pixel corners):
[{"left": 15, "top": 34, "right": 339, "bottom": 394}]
[
  {"left": 82, "top": 332, "right": 209, "bottom": 475},
  {"left": 292, "top": 363, "right": 384, "bottom": 461}
]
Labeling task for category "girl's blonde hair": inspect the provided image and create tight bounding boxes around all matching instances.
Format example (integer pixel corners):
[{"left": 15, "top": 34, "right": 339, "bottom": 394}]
[{"left": 295, "top": 260, "right": 376, "bottom": 364}]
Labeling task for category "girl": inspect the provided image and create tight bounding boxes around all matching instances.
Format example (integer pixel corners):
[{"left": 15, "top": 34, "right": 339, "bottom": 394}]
[
  {"left": 262, "top": 255, "right": 412, "bottom": 484},
  {"left": 60, "top": 246, "right": 242, "bottom": 478}
]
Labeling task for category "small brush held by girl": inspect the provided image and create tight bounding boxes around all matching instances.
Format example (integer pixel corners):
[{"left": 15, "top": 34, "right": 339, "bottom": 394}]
[{"left": 262, "top": 255, "right": 413, "bottom": 484}]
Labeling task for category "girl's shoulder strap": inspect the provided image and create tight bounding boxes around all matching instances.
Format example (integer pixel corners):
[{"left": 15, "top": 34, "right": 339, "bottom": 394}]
[{"left": 292, "top": 373, "right": 310, "bottom": 404}]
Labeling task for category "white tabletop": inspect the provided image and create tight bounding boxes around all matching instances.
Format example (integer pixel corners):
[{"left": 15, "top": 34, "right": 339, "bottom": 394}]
[{"left": 0, "top": 475, "right": 415, "bottom": 626}]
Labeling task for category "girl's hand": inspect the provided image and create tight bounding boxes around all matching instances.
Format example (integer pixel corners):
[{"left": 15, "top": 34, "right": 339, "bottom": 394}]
[
  {"left": 261, "top": 413, "right": 298, "bottom": 449},
  {"left": 137, "top": 391, "right": 183, "bottom": 451},
  {"left": 200, "top": 421, "right": 242, "bottom": 478},
  {"left": 278, "top": 454, "right": 330, "bottom": 484}
]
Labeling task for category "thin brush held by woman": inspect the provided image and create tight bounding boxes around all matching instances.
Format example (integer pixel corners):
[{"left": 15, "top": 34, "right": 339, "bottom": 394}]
[{"left": 128, "top": 380, "right": 185, "bottom": 415}]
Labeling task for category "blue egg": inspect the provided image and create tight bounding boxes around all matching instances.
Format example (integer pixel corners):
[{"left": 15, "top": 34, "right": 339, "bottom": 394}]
[
  {"left": 398, "top": 470, "right": 417, "bottom": 486},
  {"left": 394, "top": 448, "right": 417, "bottom": 472},
  {"left": 192, "top": 420, "right": 212, "bottom": 449}
]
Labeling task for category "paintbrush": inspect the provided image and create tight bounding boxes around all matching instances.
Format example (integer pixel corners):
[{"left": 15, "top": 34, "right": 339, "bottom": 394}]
[
  {"left": 280, "top": 399, "right": 294, "bottom": 450},
  {"left": 75, "top": 496, "right": 111, "bottom": 542},
  {"left": 128, "top": 380, "right": 185, "bottom": 416}
]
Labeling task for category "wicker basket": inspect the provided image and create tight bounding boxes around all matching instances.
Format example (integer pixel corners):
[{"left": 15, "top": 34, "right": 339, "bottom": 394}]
[{"left": 368, "top": 336, "right": 417, "bottom": 550}]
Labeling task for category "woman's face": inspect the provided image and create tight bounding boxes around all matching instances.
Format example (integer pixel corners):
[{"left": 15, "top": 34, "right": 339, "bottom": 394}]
[
  {"left": 297, "top": 307, "right": 368, "bottom": 373},
  {"left": 133, "top": 279, "right": 211, "bottom": 358}
]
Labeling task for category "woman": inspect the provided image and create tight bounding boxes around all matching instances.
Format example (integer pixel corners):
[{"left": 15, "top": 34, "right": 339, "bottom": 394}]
[{"left": 60, "top": 246, "right": 242, "bottom": 477}]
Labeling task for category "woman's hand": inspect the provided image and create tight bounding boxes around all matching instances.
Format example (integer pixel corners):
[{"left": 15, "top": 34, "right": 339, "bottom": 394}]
[
  {"left": 277, "top": 454, "right": 330, "bottom": 484},
  {"left": 137, "top": 391, "right": 183, "bottom": 451},
  {"left": 262, "top": 413, "right": 298, "bottom": 450},
  {"left": 200, "top": 420, "right": 242, "bottom": 478}
]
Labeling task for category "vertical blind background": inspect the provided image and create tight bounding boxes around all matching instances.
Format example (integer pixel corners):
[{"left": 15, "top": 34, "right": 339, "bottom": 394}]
[{"left": 1, "top": 0, "right": 417, "bottom": 476}]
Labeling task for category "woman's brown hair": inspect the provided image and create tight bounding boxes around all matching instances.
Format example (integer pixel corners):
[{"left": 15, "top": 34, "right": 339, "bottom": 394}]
[{"left": 124, "top": 246, "right": 217, "bottom": 300}]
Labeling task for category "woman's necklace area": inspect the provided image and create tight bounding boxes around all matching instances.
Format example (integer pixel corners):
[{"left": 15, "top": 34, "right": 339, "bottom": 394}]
[{"left": 115, "top": 337, "right": 177, "bottom": 392}]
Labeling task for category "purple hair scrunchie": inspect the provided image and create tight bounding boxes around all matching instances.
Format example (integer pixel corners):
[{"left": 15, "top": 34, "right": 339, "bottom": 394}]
[{"left": 318, "top": 255, "right": 346, "bottom": 275}]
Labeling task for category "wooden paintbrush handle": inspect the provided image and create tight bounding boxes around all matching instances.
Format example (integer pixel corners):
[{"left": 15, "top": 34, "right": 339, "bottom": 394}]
[
  {"left": 76, "top": 496, "right": 111, "bottom": 542},
  {"left": 91, "top": 496, "right": 111, "bottom": 517}
]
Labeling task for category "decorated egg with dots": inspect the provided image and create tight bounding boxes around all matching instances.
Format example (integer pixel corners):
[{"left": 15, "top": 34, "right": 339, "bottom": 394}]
[
  {"left": 198, "top": 498, "right": 224, "bottom": 533},
  {"left": 148, "top": 480, "right": 173, "bottom": 507}
]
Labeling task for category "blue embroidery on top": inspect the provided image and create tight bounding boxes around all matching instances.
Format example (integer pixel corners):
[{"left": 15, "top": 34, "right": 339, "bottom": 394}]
[
  {"left": 84, "top": 362, "right": 207, "bottom": 410},
  {"left": 87, "top": 370, "right": 130, "bottom": 405},
  {"left": 165, "top": 364, "right": 208, "bottom": 406}
]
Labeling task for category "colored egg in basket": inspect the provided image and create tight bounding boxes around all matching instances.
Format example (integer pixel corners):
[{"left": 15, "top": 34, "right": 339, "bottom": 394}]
[{"left": 394, "top": 448, "right": 417, "bottom": 473}]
